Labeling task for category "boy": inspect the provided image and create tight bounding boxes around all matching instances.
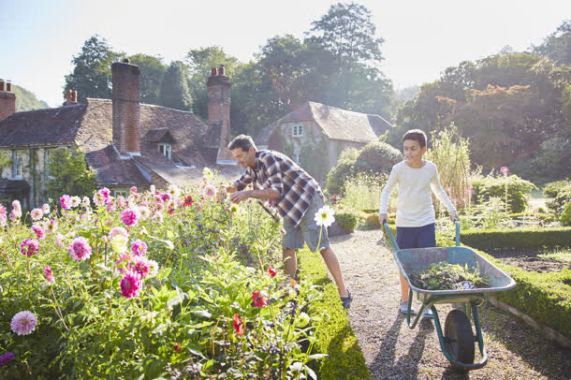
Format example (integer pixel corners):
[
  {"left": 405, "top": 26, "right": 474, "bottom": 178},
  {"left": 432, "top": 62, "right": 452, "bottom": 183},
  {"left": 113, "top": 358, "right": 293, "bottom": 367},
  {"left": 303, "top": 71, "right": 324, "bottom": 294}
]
[{"left": 379, "top": 129, "right": 457, "bottom": 318}]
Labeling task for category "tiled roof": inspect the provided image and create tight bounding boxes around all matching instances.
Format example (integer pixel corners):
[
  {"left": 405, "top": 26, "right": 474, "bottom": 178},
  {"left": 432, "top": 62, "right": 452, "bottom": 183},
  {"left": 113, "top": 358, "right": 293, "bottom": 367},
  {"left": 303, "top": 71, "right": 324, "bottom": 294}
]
[
  {"left": 256, "top": 101, "right": 393, "bottom": 145},
  {"left": 85, "top": 145, "right": 150, "bottom": 187}
]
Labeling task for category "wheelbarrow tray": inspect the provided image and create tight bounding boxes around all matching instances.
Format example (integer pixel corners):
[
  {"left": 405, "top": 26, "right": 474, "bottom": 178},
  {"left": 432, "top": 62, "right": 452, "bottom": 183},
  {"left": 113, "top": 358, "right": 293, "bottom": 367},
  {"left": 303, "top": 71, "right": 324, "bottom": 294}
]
[{"left": 394, "top": 246, "right": 516, "bottom": 304}]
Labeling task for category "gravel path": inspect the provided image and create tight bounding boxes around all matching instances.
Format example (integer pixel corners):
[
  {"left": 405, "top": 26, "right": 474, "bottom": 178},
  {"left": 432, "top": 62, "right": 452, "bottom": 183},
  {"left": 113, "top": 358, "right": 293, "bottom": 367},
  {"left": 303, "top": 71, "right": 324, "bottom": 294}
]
[{"left": 330, "top": 230, "right": 571, "bottom": 380}]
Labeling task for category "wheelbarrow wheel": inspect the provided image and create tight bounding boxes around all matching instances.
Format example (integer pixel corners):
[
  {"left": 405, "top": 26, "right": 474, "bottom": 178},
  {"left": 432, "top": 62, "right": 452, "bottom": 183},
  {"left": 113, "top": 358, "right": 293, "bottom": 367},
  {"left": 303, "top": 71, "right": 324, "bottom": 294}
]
[{"left": 444, "top": 309, "right": 475, "bottom": 366}]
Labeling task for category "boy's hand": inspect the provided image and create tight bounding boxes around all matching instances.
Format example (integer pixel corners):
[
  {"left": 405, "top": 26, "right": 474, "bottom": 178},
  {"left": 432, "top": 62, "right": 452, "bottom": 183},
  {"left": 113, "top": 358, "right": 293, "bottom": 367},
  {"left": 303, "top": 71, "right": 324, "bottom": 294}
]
[
  {"left": 450, "top": 212, "right": 459, "bottom": 222},
  {"left": 379, "top": 213, "right": 388, "bottom": 225}
]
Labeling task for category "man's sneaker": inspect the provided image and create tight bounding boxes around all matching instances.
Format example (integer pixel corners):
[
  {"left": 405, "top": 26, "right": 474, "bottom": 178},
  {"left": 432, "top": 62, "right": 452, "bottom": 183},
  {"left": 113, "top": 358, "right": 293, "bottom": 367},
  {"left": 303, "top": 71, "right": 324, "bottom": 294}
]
[
  {"left": 400, "top": 301, "right": 416, "bottom": 315},
  {"left": 422, "top": 308, "right": 434, "bottom": 319},
  {"left": 341, "top": 290, "right": 352, "bottom": 309}
]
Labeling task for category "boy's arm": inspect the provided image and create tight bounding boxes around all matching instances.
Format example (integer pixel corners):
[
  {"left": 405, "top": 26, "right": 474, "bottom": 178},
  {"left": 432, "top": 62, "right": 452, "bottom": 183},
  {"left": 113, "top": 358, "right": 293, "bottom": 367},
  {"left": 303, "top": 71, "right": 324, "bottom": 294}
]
[
  {"left": 430, "top": 166, "right": 458, "bottom": 220},
  {"left": 379, "top": 166, "right": 399, "bottom": 224}
]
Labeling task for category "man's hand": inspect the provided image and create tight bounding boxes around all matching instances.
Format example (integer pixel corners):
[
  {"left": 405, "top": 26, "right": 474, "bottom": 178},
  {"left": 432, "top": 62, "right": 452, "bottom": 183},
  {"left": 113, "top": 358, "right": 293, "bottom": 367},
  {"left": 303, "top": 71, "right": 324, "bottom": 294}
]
[
  {"left": 230, "top": 190, "right": 251, "bottom": 203},
  {"left": 226, "top": 185, "right": 237, "bottom": 194},
  {"left": 379, "top": 213, "right": 388, "bottom": 225}
]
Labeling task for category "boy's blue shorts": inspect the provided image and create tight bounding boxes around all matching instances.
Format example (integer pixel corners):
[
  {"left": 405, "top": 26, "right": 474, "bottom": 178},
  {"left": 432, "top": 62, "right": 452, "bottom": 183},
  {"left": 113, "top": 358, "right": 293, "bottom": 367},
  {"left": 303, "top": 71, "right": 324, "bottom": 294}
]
[{"left": 396, "top": 223, "right": 436, "bottom": 249}]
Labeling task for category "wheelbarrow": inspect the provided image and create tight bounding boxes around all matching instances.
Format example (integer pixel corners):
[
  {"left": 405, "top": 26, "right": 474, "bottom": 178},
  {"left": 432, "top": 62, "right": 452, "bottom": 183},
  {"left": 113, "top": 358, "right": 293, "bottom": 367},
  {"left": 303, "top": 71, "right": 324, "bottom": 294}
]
[{"left": 383, "top": 222, "right": 516, "bottom": 371}]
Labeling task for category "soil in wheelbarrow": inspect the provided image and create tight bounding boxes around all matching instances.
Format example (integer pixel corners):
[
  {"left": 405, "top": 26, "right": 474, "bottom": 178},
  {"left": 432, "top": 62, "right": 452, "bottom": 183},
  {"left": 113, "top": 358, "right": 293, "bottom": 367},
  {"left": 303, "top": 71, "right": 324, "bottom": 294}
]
[
  {"left": 488, "top": 248, "right": 571, "bottom": 272},
  {"left": 330, "top": 230, "right": 571, "bottom": 379}
]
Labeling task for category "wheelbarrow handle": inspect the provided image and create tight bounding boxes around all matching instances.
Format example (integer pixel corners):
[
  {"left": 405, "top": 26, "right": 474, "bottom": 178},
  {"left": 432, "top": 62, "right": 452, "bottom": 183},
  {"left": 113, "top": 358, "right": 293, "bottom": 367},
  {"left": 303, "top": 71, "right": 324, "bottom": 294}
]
[{"left": 383, "top": 220, "right": 461, "bottom": 250}]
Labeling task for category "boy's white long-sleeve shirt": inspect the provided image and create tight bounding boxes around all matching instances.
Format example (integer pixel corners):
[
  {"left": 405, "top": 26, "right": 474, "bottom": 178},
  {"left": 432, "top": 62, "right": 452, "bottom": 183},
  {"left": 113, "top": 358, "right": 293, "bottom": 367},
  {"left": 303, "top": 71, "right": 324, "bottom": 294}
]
[{"left": 379, "top": 160, "right": 457, "bottom": 227}]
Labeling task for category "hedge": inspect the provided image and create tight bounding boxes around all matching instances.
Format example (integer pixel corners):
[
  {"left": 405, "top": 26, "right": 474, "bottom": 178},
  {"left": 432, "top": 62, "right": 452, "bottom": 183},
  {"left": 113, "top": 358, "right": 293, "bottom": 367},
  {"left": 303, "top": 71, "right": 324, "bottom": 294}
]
[
  {"left": 298, "top": 248, "right": 371, "bottom": 380},
  {"left": 459, "top": 227, "right": 571, "bottom": 250}
]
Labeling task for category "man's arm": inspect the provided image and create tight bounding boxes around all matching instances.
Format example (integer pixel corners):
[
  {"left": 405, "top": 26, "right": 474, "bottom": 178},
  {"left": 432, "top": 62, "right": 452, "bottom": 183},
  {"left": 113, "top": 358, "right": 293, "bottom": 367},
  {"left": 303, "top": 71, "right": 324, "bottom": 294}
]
[{"left": 230, "top": 188, "right": 280, "bottom": 203}]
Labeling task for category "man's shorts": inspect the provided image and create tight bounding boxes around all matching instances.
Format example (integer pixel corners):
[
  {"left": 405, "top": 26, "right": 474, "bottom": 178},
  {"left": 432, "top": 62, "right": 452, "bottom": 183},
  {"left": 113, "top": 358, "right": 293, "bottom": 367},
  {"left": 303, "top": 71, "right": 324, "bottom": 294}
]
[
  {"left": 396, "top": 223, "right": 436, "bottom": 249},
  {"left": 283, "top": 195, "right": 330, "bottom": 252}
]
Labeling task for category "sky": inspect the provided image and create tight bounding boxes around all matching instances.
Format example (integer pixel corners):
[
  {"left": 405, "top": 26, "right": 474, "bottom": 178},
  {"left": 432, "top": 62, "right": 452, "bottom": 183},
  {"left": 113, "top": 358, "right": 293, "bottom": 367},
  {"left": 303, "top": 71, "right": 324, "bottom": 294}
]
[{"left": 1, "top": 0, "right": 570, "bottom": 107}]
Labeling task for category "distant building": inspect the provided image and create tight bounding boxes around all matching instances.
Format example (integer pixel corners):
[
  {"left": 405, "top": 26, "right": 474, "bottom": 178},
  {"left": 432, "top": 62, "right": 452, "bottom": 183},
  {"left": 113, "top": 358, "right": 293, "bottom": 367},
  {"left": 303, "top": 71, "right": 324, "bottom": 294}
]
[
  {"left": 256, "top": 101, "right": 392, "bottom": 181},
  {"left": 0, "top": 62, "right": 238, "bottom": 208}
]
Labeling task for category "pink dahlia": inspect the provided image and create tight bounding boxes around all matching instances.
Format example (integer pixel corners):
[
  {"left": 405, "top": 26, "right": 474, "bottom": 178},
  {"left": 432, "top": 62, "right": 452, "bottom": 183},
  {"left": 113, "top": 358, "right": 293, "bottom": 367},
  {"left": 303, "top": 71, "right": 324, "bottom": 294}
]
[
  {"left": 20, "top": 238, "right": 40, "bottom": 257},
  {"left": 43, "top": 265, "right": 55, "bottom": 284},
  {"left": 120, "top": 271, "right": 142, "bottom": 298},
  {"left": 131, "top": 239, "right": 148, "bottom": 256},
  {"left": 10, "top": 311, "right": 37, "bottom": 336},
  {"left": 59, "top": 194, "right": 72, "bottom": 210},
  {"left": 30, "top": 208, "right": 44, "bottom": 221},
  {"left": 68, "top": 237, "right": 92, "bottom": 261},
  {"left": 120, "top": 208, "right": 138, "bottom": 227},
  {"left": 109, "top": 226, "right": 128, "bottom": 239},
  {"left": 42, "top": 203, "right": 50, "bottom": 214},
  {"left": 130, "top": 186, "right": 138, "bottom": 194},
  {"left": 130, "top": 256, "right": 150, "bottom": 278},
  {"left": 32, "top": 225, "right": 45, "bottom": 240},
  {"left": 202, "top": 184, "right": 217, "bottom": 199}
]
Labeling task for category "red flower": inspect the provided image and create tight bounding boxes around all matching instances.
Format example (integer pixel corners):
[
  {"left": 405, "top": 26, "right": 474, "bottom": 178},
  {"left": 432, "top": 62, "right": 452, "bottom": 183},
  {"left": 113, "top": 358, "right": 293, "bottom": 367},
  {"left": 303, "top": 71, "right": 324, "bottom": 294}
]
[
  {"left": 251, "top": 290, "right": 268, "bottom": 308},
  {"left": 267, "top": 266, "right": 277, "bottom": 278},
  {"left": 183, "top": 195, "right": 194, "bottom": 207},
  {"left": 173, "top": 343, "right": 182, "bottom": 352},
  {"left": 233, "top": 313, "right": 244, "bottom": 336}
]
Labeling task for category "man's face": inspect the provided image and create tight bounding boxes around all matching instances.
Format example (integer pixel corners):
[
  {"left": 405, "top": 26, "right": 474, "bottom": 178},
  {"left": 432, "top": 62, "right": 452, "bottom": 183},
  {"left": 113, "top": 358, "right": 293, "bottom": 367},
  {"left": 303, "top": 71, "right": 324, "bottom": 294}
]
[
  {"left": 231, "top": 147, "right": 255, "bottom": 168},
  {"left": 402, "top": 139, "right": 426, "bottom": 164}
]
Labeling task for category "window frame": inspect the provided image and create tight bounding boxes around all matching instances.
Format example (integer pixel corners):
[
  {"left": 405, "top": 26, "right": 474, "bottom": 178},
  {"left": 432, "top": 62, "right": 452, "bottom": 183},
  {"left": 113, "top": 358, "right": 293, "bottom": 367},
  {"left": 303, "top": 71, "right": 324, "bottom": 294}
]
[{"left": 158, "top": 143, "right": 172, "bottom": 160}]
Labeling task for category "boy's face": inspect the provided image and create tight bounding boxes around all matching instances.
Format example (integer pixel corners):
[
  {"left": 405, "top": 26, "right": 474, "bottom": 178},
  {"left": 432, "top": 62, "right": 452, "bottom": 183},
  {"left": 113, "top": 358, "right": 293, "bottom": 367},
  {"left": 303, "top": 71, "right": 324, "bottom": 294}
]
[{"left": 402, "top": 139, "right": 426, "bottom": 165}]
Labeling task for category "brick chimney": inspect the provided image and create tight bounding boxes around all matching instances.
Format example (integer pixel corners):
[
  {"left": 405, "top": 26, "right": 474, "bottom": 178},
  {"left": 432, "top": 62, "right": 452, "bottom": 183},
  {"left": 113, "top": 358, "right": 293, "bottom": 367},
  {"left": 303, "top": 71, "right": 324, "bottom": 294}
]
[
  {"left": 63, "top": 88, "right": 78, "bottom": 106},
  {"left": 207, "top": 65, "right": 233, "bottom": 164},
  {"left": 0, "top": 79, "right": 16, "bottom": 122},
  {"left": 112, "top": 59, "right": 141, "bottom": 158}
]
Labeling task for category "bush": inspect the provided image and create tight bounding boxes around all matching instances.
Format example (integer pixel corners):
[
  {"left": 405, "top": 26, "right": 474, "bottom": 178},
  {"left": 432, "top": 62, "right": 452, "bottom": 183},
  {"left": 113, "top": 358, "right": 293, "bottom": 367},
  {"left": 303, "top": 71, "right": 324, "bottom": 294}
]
[
  {"left": 458, "top": 227, "right": 571, "bottom": 250},
  {"left": 326, "top": 141, "right": 401, "bottom": 195},
  {"left": 544, "top": 180, "right": 571, "bottom": 214},
  {"left": 335, "top": 212, "right": 358, "bottom": 233},
  {"left": 561, "top": 202, "right": 571, "bottom": 226},
  {"left": 471, "top": 174, "right": 536, "bottom": 213}
]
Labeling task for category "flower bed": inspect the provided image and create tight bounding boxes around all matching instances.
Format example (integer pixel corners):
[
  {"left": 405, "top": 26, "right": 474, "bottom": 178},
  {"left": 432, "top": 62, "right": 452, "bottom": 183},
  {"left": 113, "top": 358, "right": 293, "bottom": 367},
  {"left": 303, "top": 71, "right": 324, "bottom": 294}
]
[{"left": 0, "top": 185, "right": 328, "bottom": 379}]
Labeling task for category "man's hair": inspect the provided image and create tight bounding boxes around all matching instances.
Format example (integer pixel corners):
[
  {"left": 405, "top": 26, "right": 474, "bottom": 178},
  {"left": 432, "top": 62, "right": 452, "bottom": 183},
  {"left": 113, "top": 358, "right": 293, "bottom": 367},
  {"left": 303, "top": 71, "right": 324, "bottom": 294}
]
[
  {"left": 228, "top": 134, "right": 257, "bottom": 151},
  {"left": 402, "top": 129, "right": 428, "bottom": 148}
]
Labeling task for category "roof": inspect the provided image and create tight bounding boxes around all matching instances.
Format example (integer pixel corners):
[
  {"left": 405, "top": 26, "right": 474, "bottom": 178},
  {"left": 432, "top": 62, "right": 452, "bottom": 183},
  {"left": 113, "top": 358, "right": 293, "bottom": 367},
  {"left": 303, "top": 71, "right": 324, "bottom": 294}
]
[
  {"left": 0, "top": 98, "right": 213, "bottom": 187},
  {"left": 256, "top": 101, "right": 393, "bottom": 145}
]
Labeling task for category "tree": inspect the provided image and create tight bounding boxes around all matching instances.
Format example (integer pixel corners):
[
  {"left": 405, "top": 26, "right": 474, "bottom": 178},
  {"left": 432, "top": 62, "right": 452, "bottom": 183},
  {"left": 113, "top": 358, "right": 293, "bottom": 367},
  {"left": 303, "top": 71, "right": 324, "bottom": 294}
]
[
  {"left": 128, "top": 54, "right": 167, "bottom": 105},
  {"left": 159, "top": 61, "right": 193, "bottom": 111},
  {"left": 306, "top": 2, "right": 384, "bottom": 68},
  {"left": 46, "top": 147, "right": 97, "bottom": 200},
  {"left": 64, "top": 35, "right": 119, "bottom": 102},
  {"left": 534, "top": 20, "right": 571, "bottom": 65},
  {"left": 14, "top": 85, "right": 48, "bottom": 111}
]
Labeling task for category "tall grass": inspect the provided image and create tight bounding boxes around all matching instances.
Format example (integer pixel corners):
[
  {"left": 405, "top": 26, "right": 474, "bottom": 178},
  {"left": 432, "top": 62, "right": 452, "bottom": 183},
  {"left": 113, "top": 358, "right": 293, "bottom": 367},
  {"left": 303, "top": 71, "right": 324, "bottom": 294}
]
[{"left": 339, "top": 173, "right": 387, "bottom": 212}]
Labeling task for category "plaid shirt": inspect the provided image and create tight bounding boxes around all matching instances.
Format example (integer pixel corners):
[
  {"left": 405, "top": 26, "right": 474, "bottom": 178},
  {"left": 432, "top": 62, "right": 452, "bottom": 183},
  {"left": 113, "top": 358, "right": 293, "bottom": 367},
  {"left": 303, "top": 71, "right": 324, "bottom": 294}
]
[{"left": 235, "top": 150, "right": 323, "bottom": 227}]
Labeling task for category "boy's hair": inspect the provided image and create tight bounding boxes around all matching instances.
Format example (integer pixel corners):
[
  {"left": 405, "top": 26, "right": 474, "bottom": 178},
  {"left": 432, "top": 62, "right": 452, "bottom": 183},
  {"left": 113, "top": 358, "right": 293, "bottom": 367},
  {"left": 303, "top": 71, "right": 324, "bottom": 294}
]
[
  {"left": 228, "top": 134, "right": 257, "bottom": 151},
  {"left": 402, "top": 129, "right": 428, "bottom": 148}
]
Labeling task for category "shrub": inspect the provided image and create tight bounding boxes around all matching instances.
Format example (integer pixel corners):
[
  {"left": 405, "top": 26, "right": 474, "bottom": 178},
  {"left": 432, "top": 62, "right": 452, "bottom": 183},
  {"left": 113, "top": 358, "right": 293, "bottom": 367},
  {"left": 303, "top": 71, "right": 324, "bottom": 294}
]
[
  {"left": 326, "top": 159, "right": 357, "bottom": 195},
  {"left": 338, "top": 173, "right": 385, "bottom": 214},
  {"left": 561, "top": 202, "right": 571, "bottom": 226},
  {"left": 544, "top": 180, "right": 571, "bottom": 214},
  {"left": 335, "top": 212, "right": 358, "bottom": 233},
  {"left": 471, "top": 174, "right": 536, "bottom": 213}
]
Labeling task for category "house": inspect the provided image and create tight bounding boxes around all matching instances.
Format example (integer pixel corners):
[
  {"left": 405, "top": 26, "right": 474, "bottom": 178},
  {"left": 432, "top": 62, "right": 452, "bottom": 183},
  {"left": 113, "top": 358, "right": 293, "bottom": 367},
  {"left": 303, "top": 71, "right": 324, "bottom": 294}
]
[
  {"left": 0, "top": 61, "right": 238, "bottom": 208},
  {"left": 256, "top": 101, "right": 392, "bottom": 181}
]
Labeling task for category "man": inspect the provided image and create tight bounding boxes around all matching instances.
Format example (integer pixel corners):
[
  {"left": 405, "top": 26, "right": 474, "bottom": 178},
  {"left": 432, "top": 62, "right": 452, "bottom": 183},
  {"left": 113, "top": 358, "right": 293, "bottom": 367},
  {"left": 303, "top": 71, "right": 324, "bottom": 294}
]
[{"left": 226, "top": 134, "right": 352, "bottom": 308}]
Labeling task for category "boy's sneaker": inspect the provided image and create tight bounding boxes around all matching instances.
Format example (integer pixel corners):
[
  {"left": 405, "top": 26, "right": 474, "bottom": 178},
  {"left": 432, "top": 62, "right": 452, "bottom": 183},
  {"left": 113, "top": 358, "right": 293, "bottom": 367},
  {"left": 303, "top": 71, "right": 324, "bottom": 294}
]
[
  {"left": 422, "top": 308, "right": 434, "bottom": 319},
  {"left": 341, "top": 290, "right": 352, "bottom": 309},
  {"left": 399, "top": 301, "right": 416, "bottom": 315}
]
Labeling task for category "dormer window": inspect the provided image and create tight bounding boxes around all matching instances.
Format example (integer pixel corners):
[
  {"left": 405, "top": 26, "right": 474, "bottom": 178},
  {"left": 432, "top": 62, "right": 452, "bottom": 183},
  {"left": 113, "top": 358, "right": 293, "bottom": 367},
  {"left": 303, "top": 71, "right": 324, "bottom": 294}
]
[
  {"left": 158, "top": 143, "right": 172, "bottom": 160},
  {"left": 292, "top": 124, "right": 303, "bottom": 137}
]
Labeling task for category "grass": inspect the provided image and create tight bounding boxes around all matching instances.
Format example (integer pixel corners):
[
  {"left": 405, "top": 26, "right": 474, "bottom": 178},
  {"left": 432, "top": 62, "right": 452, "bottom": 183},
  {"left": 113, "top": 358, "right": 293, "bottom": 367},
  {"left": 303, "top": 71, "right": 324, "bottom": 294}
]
[
  {"left": 538, "top": 248, "right": 571, "bottom": 263},
  {"left": 298, "top": 248, "right": 371, "bottom": 380}
]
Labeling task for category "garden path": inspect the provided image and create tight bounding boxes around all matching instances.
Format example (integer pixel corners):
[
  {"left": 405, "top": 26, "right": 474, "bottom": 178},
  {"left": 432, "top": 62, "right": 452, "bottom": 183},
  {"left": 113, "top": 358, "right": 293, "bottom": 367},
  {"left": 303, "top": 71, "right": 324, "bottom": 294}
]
[{"left": 330, "top": 230, "right": 571, "bottom": 380}]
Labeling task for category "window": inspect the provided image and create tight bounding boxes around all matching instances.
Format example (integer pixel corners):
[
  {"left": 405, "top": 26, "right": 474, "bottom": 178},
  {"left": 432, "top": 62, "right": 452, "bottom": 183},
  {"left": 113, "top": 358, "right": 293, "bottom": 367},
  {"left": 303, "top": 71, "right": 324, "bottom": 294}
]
[
  {"left": 114, "top": 190, "right": 128, "bottom": 198},
  {"left": 293, "top": 151, "right": 301, "bottom": 163},
  {"left": 158, "top": 144, "right": 172, "bottom": 160},
  {"left": 11, "top": 150, "right": 23, "bottom": 179},
  {"left": 292, "top": 124, "right": 303, "bottom": 137},
  {"left": 43, "top": 149, "right": 52, "bottom": 180}
]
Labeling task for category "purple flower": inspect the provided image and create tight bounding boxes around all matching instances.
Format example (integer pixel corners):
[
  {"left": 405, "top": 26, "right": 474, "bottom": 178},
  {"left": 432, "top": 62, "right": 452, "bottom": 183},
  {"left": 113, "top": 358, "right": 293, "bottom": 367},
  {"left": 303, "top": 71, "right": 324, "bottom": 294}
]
[
  {"left": 59, "top": 194, "right": 72, "bottom": 210},
  {"left": 11, "top": 311, "right": 37, "bottom": 335},
  {"left": 68, "top": 237, "right": 92, "bottom": 261},
  {"left": 500, "top": 166, "right": 509, "bottom": 176},
  {"left": 0, "top": 352, "right": 15, "bottom": 366},
  {"left": 131, "top": 239, "right": 147, "bottom": 256},
  {"left": 32, "top": 225, "right": 45, "bottom": 240},
  {"left": 130, "top": 256, "right": 150, "bottom": 278},
  {"left": 43, "top": 265, "right": 55, "bottom": 284},
  {"left": 120, "top": 271, "right": 142, "bottom": 298},
  {"left": 20, "top": 238, "right": 40, "bottom": 257},
  {"left": 120, "top": 208, "right": 139, "bottom": 227}
]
